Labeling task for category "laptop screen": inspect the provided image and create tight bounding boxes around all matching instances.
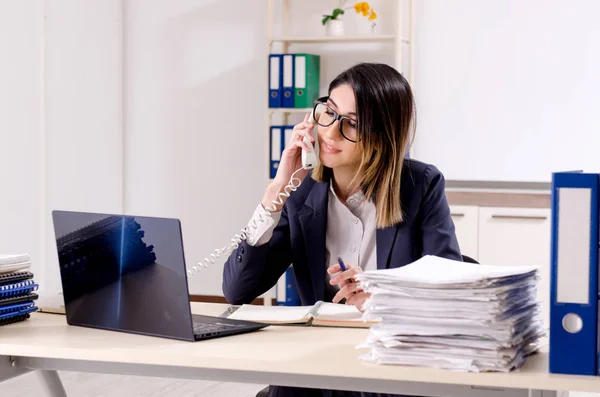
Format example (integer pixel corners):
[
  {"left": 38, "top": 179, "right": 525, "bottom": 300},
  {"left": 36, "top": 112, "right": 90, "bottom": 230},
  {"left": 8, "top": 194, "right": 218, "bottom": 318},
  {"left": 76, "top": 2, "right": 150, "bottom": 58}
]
[{"left": 51, "top": 210, "right": 195, "bottom": 341}]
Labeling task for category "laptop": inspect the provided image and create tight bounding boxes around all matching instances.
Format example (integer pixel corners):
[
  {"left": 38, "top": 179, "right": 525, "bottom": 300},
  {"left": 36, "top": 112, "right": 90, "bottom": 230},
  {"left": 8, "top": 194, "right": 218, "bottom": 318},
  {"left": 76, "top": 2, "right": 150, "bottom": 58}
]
[{"left": 51, "top": 210, "right": 268, "bottom": 341}]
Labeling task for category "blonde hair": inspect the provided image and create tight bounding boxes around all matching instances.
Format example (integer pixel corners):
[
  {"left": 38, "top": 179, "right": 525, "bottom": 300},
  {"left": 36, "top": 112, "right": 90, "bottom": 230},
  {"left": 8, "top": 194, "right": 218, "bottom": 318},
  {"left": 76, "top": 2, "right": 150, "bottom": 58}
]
[{"left": 312, "top": 63, "right": 416, "bottom": 228}]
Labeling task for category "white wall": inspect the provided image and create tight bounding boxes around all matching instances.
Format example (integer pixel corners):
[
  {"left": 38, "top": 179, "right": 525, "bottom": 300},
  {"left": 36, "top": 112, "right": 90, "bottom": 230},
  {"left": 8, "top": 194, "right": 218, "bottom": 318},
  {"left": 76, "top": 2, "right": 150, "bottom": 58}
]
[
  {"left": 1, "top": 0, "right": 271, "bottom": 298},
  {"left": 0, "top": 0, "right": 123, "bottom": 297},
  {"left": 43, "top": 0, "right": 124, "bottom": 296},
  {"left": 123, "top": 0, "right": 268, "bottom": 295},
  {"left": 411, "top": 0, "right": 600, "bottom": 183},
  {"left": 0, "top": 1, "right": 44, "bottom": 281}
]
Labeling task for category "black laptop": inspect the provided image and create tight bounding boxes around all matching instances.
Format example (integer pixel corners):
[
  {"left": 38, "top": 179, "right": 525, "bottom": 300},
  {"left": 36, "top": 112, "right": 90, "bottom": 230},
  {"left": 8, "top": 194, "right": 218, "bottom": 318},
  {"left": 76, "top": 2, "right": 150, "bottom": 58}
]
[{"left": 51, "top": 210, "right": 268, "bottom": 341}]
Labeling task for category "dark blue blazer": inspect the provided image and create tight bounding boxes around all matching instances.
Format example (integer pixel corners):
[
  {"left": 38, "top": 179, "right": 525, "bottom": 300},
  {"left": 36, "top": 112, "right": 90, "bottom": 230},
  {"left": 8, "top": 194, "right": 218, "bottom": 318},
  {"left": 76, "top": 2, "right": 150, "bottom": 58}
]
[{"left": 223, "top": 159, "right": 462, "bottom": 306}]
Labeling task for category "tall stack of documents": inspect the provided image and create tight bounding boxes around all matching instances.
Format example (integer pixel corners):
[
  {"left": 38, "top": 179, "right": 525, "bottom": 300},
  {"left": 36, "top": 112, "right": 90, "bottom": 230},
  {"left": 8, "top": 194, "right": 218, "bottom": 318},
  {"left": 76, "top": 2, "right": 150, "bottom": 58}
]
[
  {"left": 0, "top": 254, "right": 39, "bottom": 326},
  {"left": 356, "top": 255, "right": 544, "bottom": 372}
]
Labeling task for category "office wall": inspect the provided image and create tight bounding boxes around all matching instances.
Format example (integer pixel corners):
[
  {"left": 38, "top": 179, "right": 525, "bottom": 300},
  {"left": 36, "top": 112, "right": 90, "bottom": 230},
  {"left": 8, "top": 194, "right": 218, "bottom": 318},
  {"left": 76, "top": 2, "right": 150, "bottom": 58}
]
[
  {"left": 1, "top": 0, "right": 271, "bottom": 298},
  {"left": 43, "top": 0, "right": 124, "bottom": 295},
  {"left": 123, "top": 0, "right": 268, "bottom": 296},
  {"left": 0, "top": 1, "right": 44, "bottom": 281},
  {"left": 411, "top": 0, "right": 600, "bottom": 183},
  {"left": 0, "top": 1, "right": 123, "bottom": 296}
]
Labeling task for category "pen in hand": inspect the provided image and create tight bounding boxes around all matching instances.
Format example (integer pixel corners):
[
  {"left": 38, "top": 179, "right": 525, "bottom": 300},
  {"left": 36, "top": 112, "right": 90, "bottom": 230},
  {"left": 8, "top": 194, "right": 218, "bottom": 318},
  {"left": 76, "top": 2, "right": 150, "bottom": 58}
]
[{"left": 337, "top": 256, "right": 354, "bottom": 284}]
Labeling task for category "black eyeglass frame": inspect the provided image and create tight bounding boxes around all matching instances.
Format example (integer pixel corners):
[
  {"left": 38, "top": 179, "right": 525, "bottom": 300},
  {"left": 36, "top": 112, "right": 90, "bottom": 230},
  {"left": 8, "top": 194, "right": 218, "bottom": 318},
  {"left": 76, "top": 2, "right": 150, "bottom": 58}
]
[{"left": 312, "top": 96, "right": 358, "bottom": 143}]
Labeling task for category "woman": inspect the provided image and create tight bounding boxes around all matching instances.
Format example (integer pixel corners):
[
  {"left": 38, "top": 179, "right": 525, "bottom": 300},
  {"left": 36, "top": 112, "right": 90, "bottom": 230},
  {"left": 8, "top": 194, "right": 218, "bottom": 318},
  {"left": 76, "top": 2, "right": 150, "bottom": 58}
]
[{"left": 223, "top": 63, "right": 462, "bottom": 397}]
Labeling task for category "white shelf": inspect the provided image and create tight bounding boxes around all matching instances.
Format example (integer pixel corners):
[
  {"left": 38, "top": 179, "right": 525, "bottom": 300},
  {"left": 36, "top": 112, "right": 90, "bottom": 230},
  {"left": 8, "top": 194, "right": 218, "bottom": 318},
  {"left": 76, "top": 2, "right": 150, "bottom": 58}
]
[
  {"left": 269, "top": 108, "right": 312, "bottom": 114},
  {"left": 270, "top": 35, "right": 402, "bottom": 44}
]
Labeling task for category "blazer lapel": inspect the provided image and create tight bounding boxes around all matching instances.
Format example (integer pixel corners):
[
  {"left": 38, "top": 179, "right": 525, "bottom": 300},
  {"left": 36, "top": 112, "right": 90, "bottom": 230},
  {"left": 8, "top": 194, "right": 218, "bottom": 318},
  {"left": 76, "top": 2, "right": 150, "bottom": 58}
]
[
  {"left": 376, "top": 225, "right": 400, "bottom": 269},
  {"left": 298, "top": 181, "right": 329, "bottom": 302}
]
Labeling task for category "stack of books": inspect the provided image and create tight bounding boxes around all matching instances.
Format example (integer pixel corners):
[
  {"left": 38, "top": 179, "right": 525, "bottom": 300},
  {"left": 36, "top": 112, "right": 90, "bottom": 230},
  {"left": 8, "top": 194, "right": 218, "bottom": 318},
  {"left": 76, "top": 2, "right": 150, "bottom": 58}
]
[
  {"left": 0, "top": 254, "right": 39, "bottom": 327},
  {"left": 356, "top": 255, "right": 544, "bottom": 372}
]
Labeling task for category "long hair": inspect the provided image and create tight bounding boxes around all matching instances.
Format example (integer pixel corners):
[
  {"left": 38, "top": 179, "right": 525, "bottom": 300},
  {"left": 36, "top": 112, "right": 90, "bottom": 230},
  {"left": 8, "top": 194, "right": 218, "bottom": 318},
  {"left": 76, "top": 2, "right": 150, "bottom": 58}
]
[{"left": 312, "top": 63, "right": 416, "bottom": 228}]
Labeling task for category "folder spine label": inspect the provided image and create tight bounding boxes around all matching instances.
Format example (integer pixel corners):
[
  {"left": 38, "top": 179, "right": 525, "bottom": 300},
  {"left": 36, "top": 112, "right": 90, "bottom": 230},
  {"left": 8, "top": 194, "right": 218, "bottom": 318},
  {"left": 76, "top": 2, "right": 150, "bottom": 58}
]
[
  {"left": 269, "top": 126, "right": 283, "bottom": 179},
  {"left": 282, "top": 54, "right": 295, "bottom": 108}
]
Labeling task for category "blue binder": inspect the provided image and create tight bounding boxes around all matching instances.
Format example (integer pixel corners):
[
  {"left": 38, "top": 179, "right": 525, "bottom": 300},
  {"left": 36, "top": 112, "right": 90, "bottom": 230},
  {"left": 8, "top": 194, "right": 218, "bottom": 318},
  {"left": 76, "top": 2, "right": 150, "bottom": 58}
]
[
  {"left": 276, "top": 266, "right": 301, "bottom": 306},
  {"left": 281, "top": 54, "right": 295, "bottom": 108},
  {"left": 0, "top": 301, "right": 38, "bottom": 318},
  {"left": 283, "top": 125, "right": 294, "bottom": 151},
  {"left": 0, "top": 279, "right": 39, "bottom": 299},
  {"left": 549, "top": 171, "right": 600, "bottom": 375},
  {"left": 269, "top": 126, "right": 284, "bottom": 179},
  {"left": 268, "top": 54, "right": 282, "bottom": 108}
]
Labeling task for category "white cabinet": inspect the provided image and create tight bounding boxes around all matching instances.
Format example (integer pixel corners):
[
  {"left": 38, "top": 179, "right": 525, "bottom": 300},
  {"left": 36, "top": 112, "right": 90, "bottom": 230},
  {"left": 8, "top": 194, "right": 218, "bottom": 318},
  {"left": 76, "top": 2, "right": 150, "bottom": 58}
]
[
  {"left": 477, "top": 207, "right": 552, "bottom": 328},
  {"left": 445, "top": 204, "right": 552, "bottom": 328},
  {"left": 449, "top": 205, "right": 479, "bottom": 261}
]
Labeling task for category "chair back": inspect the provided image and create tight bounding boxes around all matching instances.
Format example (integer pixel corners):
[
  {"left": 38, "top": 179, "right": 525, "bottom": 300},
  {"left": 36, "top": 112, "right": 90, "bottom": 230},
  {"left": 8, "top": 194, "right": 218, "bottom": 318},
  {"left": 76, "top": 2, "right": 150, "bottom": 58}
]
[{"left": 462, "top": 254, "right": 479, "bottom": 264}]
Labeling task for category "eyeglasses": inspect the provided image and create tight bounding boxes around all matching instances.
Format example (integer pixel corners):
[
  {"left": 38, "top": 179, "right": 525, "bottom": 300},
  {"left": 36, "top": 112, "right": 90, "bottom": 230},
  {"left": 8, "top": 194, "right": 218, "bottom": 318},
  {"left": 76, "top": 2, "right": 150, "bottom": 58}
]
[{"left": 312, "top": 97, "right": 358, "bottom": 143}]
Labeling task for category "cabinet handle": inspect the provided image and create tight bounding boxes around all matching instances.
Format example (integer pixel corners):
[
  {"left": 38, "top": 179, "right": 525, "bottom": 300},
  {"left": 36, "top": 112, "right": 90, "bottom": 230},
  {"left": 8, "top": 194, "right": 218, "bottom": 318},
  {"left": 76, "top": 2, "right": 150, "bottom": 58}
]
[
  {"left": 491, "top": 214, "right": 548, "bottom": 221},
  {"left": 450, "top": 213, "right": 465, "bottom": 217}
]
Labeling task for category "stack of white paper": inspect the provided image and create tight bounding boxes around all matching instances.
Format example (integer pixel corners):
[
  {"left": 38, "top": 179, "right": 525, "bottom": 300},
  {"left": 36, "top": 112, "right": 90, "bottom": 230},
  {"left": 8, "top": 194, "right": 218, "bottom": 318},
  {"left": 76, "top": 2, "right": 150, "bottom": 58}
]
[
  {"left": 0, "top": 254, "right": 31, "bottom": 274},
  {"left": 355, "top": 255, "right": 544, "bottom": 372}
]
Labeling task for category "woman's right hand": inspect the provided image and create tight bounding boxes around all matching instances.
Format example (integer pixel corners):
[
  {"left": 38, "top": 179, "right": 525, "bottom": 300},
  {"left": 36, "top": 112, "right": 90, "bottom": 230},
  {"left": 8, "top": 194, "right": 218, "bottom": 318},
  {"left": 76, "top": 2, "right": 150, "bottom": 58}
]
[{"left": 261, "top": 113, "right": 316, "bottom": 210}]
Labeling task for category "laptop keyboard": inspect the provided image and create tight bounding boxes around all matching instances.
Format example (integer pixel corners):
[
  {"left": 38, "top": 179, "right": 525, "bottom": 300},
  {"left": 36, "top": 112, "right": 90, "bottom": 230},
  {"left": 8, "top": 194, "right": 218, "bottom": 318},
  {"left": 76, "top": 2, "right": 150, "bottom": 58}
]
[
  {"left": 192, "top": 320, "right": 247, "bottom": 336},
  {"left": 193, "top": 322, "right": 228, "bottom": 335}
]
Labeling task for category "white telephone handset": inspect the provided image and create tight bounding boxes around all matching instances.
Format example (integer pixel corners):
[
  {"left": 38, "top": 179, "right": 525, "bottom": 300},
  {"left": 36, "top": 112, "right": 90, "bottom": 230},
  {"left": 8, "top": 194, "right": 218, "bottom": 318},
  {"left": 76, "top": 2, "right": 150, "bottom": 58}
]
[
  {"left": 301, "top": 112, "right": 318, "bottom": 170},
  {"left": 188, "top": 111, "right": 318, "bottom": 277}
]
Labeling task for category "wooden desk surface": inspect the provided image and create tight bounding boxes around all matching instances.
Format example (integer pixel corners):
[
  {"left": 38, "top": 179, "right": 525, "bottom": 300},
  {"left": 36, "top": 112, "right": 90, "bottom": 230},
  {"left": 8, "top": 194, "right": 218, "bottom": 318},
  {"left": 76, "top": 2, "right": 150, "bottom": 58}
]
[{"left": 1, "top": 302, "right": 599, "bottom": 394}]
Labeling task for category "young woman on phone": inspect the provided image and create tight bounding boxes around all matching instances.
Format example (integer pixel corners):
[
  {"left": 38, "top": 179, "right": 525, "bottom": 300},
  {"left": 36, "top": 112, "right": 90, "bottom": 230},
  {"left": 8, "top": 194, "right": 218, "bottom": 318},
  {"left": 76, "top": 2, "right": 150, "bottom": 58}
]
[{"left": 222, "top": 63, "right": 462, "bottom": 397}]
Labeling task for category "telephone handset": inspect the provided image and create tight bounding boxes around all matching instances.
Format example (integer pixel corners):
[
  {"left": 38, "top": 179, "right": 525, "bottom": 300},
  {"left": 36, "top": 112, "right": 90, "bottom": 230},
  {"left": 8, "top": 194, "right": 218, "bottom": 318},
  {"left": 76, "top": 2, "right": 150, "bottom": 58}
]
[
  {"left": 187, "top": 111, "right": 319, "bottom": 277},
  {"left": 301, "top": 112, "right": 319, "bottom": 170}
]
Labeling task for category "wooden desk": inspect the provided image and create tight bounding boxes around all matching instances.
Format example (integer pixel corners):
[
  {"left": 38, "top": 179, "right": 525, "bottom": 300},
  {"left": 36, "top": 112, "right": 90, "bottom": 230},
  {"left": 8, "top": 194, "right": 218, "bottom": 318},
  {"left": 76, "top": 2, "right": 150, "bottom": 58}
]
[{"left": 0, "top": 303, "right": 596, "bottom": 397}]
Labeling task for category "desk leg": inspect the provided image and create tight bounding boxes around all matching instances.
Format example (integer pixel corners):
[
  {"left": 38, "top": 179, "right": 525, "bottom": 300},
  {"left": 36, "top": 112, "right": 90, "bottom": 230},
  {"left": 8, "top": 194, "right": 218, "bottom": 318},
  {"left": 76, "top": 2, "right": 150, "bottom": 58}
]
[
  {"left": 0, "top": 355, "right": 31, "bottom": 383},
  {"left": 35, "top": 370, "right": 68, "bottom": 397}
]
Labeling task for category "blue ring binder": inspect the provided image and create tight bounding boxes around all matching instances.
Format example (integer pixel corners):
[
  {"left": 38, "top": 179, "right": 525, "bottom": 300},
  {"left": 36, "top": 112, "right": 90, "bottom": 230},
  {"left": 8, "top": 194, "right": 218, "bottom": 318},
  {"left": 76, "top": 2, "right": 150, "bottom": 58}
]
[
  {"left": 0, "top": 305, "right": 38, "bottom": 321},
  {"left": 0, "top": 280, "right": 39, "bottom": 298},
  {"left": 0, "top": 302, "right": 36, "bottom": 315}
]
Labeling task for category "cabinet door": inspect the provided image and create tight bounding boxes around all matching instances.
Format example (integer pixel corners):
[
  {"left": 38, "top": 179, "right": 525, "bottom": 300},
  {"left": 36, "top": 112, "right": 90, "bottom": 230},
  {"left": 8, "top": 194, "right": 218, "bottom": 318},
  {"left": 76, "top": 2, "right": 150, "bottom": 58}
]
[
  {"left": 478, "top": 207, "right": 551, "bottom": 328},
  {"left": 449, "top": 205, "right": 479, "bottom": 261}
]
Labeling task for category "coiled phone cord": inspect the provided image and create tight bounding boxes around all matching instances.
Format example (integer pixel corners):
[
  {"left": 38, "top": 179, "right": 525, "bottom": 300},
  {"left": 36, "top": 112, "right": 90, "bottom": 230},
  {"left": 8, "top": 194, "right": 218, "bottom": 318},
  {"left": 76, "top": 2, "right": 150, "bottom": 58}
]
[{"left": 187, "top": 167, "right": 306, "bottom": 278}]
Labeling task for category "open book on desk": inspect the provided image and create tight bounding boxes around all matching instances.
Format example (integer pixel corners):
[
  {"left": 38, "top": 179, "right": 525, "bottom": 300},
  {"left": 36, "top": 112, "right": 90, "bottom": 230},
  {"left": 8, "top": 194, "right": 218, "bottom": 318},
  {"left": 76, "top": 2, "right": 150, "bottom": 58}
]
[{"left": 222, "top": 301, "right": 378, "bottom": 328}]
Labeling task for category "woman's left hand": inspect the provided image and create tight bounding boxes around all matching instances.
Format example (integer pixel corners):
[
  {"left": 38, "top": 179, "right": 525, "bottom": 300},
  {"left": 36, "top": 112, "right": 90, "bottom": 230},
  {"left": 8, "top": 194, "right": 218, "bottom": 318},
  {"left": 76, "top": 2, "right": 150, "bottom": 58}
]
[{"left": 327, "top": 262, "right": 371, "bottom": 312}]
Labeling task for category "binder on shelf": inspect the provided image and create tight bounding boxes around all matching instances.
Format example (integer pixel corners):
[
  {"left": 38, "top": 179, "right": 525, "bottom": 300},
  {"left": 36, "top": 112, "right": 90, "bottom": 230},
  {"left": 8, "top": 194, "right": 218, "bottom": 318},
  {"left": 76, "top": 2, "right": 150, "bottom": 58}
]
[
  {"left": 270, "top": 126, "right": 284, "bottom": 179},
  {"left": 549, "top": 171, "right": 600, "bottom": 376},
  {"left": 282, "top": 54, "right": 295, "bottom": 108},
  {"left": 0, "top": 279, "right": 39, "bottom": 299},
  {"left": 294, "top": 54, "right": 320, "bottom": 109},
  {"left": 276, "top": 266, "right": 301, "bottom": 306},
  {"left": 269, "top": 54, "right": 283, "bottom": 108},
  {"left": 283, "top": 125, "right": 294, "bottom": 149}
]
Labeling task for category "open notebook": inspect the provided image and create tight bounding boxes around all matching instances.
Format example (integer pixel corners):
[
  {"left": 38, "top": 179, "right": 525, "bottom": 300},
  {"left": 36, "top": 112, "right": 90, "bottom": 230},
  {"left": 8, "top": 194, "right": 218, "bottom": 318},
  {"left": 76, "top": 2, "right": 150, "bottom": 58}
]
[{"left": 222, "top": 301, "right": 378, "bottom": 328}]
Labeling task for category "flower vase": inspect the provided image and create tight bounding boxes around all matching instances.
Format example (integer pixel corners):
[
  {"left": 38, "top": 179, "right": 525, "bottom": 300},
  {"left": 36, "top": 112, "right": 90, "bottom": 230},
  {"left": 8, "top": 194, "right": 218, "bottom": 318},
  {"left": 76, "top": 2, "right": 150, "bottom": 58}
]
[{"left": 326, "top": 19, "right": 344, "bottom": 37}]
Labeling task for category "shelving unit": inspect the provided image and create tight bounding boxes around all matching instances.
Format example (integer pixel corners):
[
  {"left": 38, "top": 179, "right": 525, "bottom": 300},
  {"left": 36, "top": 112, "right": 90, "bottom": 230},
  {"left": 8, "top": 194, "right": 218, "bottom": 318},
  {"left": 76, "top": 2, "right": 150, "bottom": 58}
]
[
  {"left": 266, "top": 0, "right": 414, "bottom": 162},
  {"left": 270, "top": 34, "right": 399, "bottom": 43}
]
